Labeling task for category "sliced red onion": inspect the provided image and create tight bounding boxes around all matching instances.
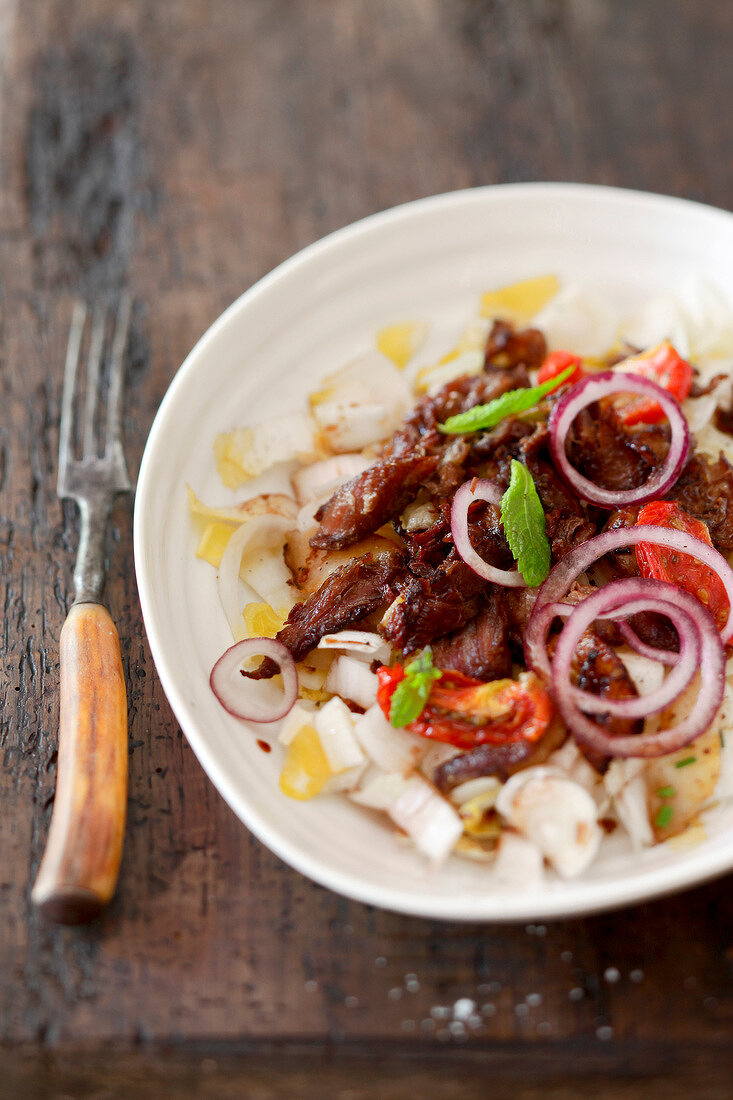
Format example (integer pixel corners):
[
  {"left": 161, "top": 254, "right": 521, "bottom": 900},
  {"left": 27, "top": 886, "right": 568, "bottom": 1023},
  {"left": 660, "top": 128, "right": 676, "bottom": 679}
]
[
  {"left": 551, "top": 580, "right": 724, "bottom": 758},
  {"left": 210, "top": 638, "right": 298, "bottom": 722},
  {"left": 561, "top": 585, "right": 700, "bottom": 720},
  {"left": 450, "top": 479, "right": 526, "bottom": 587},
  {"left": 616, "top": 621, "right": 682, "bottom": 666},
  {"left": 548, "top": 371, "right": 690, "bottom": 508},
  {"left": 525, "top": 526, "right": 733, "bottom": 683}
]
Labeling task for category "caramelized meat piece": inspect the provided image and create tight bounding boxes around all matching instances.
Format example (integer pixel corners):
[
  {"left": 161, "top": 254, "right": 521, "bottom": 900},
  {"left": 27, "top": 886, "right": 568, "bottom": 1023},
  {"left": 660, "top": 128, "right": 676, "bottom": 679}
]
[
  {"left": 690, "top": 372, "right": 727, "bottom": 398},
  {"left": 390, "top": 371, "right": 527, "bottom": 456},
  {"left": 311, "top": 454, "right": 437, "bottom": 550},
  {"left": 484, "top": 319, "right": 546, "bottom": 373},
  {"left": 500, "top": 587, "right": 538, "bottom": 649},
  {"left": 435, "top": 628, "right": 640, "bottom": 789},
  {"left": 249, "top": 550, "right": 403, "bottom": 677},
  {"left": 570, "top": 629, "right": 641, "bottom": 772},
  {"left": 667, "top": 452, "right": 733, "bottom": 551},
  {"left": 434, "top": 720, "right": 565, "bottom": 791},
  {"left": 567, "top": 404, "right": 661, "bottom": 492},
  {"left": 600, "top": 507, "right": 641, "bottom": 580},
  {"left": 431, "top": 597, "right": 512, "bottom": 681},
  {"left": 382, "top": 506, "right": 515, "bottom": 653},
  {"left": 380, "top": 555, "right": 486, "bottom": 654},
  {"left": 714, "top": 404, "right": 733, "bottom": 436}
]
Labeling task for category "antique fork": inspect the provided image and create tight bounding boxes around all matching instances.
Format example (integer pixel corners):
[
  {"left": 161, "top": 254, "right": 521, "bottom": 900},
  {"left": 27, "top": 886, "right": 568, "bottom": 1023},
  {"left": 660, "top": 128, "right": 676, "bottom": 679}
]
[{"left": 32, "top": 297, "right": 132, "bottom": 925}]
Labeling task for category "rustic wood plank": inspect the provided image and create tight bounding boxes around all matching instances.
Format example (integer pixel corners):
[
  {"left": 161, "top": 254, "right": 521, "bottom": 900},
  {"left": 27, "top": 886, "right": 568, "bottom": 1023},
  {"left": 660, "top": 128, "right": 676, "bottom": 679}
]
[
  {"left": 1, "top": 1040, "right": 733, "bottom": 1100},
  {"left": 0, "top": 0, "right": 731, "bottom": 1085}
]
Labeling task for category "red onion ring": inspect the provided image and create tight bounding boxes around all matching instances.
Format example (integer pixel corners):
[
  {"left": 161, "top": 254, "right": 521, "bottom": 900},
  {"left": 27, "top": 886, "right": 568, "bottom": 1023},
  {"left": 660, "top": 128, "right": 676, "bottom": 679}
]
[
  {"left": 525, "top": 526, "right": 733, "bottom": 683},
  {"left": 548, "top": 371, "right": 690, "bottom": 508},
  {"left": 616, "top": 622, "right": 682, "bottom": 666},
  {"left": 210, "top": 638, "right": 298, "bottom": 722},
  {"left": 551, "top": 580, "right": 725, "bottom": 758},
  {"left": 450, "top": 479, "right": 526, "bottom": 587},
  {"left": 562, "top": 586, "right": 700, "bottom": 719}
]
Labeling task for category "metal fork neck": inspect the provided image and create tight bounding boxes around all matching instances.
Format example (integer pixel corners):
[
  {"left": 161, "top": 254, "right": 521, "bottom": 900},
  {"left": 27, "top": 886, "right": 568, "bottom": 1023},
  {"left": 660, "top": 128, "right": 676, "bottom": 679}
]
[{"left": 73, "top": 495, "right": 111, "bottom": 604}]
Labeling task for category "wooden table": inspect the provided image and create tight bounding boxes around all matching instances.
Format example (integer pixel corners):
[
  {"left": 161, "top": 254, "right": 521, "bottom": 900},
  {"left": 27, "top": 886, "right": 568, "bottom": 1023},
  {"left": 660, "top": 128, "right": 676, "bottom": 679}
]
[{"left": 2, "top": 2, "right": 732, "bottom": 1096}]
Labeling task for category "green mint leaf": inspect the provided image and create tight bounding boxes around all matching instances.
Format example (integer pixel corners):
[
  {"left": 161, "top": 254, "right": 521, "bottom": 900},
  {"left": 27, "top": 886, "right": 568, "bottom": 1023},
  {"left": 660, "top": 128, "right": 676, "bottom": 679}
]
[
  {"left": 389, "top": 647, "right": 442, "bottom": 728},
  {"left": 438, "top": 366, "right": 574, "bottom": 434},
  {"left": 500, "top": 460, "right": 551, "bottom": 587}
]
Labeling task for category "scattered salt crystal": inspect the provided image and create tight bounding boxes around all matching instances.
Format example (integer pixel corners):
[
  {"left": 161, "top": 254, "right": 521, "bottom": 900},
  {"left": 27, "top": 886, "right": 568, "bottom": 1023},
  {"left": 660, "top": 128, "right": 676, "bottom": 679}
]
[
  {"left": 630, "top": 969, "right": 644, "bottom": 984},
  {"left": 453, "top": 998, "right": 476, "bottom": 1021},
  {"left": 344, "top": 996, "right": 358, "bottom": 1008},
  {"left": 596, "top": 1025, "right": 614, "bottom": 1041},
  {"left": 604, "top": 967, "right": 621, "bottom": 984},
  {"left": 526, "top": 993, "right": 542, "bottom": 1007},
  {"left": 388, "top": 988, "right": 403, "bottom": 1002},
  {"left": 515, "top": 1003, "right": 529, "bottom": 1018},
  {"left": 569, "top": 987, "right": 584, "bottom": 1002}
]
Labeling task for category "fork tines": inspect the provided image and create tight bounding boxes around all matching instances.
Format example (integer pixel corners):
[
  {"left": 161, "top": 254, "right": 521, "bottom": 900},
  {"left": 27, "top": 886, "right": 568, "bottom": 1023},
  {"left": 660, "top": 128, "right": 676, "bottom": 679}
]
[{"left": 58, "top": 296, "right": 133, "bottom": 500}]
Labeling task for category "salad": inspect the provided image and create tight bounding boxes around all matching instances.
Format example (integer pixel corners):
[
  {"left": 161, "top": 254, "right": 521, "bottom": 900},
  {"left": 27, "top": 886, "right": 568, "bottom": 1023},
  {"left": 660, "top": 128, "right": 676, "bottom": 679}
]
[{"left": 190, "top": 275, "right": 733, "bottom": 883}]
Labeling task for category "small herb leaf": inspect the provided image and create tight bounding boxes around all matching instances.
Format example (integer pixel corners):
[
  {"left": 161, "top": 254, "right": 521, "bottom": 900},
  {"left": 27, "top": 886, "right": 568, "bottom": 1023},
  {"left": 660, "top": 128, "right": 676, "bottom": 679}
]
[
  {"left": 654, "top": 804, "right": 675, "bottom": 829},
  {"left": 675, "top": 756, "right": 697, "bottom": 769},
  {"left": 656, "top": 785, "right": 676, "bottom": 799},
  {"left": 500, "top": 460, "right": 551, "bottom": 587},
  {"left": 438, "top": 366, "right": 574, "bottom": 434},
  {"left": 389, "top": 647, "right": 442, "bottom": 728}
]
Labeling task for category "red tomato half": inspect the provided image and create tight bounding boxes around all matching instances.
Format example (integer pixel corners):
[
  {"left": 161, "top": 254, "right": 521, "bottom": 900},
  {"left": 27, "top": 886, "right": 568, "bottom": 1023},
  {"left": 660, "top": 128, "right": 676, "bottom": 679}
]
[
  {"left": 537, "top": 349, "right": 585, "bottom": 390},
  {"left": 615, "top": 341, "right": 692, "bottom": 426},
  {"left": 376, "top": 666, "right": 553, "bottom": 751},
  {"left": 635, "top": 501, "right": 728, "bottom": 630}
]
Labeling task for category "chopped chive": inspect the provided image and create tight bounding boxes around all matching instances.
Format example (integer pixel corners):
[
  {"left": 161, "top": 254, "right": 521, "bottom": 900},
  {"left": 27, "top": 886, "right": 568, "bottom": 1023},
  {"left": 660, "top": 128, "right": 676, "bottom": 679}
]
[
  {"left": 675, "top": 756, "right": 697, "bottom": 769},
  {"left": 656, "top": 785, "right": 676, "bottom": 799},
  {"left": 654, "top": 804, "right": 674, "bottom": 829}
]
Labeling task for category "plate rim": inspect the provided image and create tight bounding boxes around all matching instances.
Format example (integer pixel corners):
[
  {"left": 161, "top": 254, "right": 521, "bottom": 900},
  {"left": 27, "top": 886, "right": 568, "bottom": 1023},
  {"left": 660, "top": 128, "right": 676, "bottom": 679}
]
[{"left": 134, "top": 181, "right": 733, "bottom": 921}]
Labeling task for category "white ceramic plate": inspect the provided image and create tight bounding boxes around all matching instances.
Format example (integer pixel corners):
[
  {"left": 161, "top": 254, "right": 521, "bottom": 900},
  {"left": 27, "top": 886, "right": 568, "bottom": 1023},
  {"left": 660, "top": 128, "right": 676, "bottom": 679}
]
[{"left": 135, "top": 183, "right": 733, "bottom": 921}]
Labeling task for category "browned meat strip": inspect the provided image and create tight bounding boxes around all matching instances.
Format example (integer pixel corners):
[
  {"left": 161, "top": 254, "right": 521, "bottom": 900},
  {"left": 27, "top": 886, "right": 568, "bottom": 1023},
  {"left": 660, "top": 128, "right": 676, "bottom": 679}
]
[
  {"left": 381, "top": 505, "right": 515, "bottom": 653},
  {"left": 569, "top": 629, "right": 641, "bottom": 772},
  {"left": 567, "top": 404, "right": 661, "bottom": 492},
  {"left": 434, "top": 719, "right": 566, "bottom": 791},
  {"left": 691, "top": 371, "right": 728, "bottom": 398},
  {"left": 390, "top": 370, "right": 527, "bottom": 457},
  {"left": 431, "top": 596, "right": 512, "bottom": 681},
  {"left": 666, "top": 451, "right": 733, "bottom": 551},
  {"left": 484, "top": 319, "right": 546, "bottom": 373},
  {"left": 435, "top": 628, "right": 639, "bottom": 788},
  {"left": 248, "top": 550, "right": 403, "bottom": 677},
  {"left": 380, "top": 555, "right": 486, "bottom": 654},
  {"left": 310, "top": 454, "right": 438, "bottom": 550}
]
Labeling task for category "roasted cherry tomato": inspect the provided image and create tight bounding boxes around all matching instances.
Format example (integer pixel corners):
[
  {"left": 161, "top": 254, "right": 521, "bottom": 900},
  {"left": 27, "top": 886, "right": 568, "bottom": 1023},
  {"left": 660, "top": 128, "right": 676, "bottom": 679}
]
[
  {"left": 615, "top": 341, "right": 692, "bottom": 426},
  {"left": 635, "top": 501, "right": 729, "bottom": 630},
  {"left": 536, "top": 349, "right": 585, "bottom": 390},
  {"left": 377, "top": 666, "right": 553, "bottom": 750}
]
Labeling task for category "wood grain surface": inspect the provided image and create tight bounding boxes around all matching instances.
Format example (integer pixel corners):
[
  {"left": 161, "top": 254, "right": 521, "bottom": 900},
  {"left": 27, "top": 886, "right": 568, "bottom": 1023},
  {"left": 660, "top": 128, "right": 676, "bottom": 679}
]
[{"left": 1, "top": 1, "right": 732, "bottom": 1096}]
